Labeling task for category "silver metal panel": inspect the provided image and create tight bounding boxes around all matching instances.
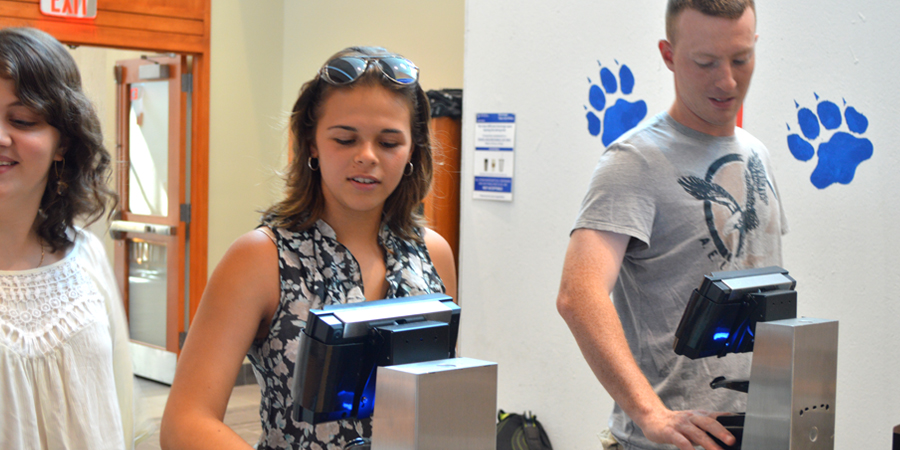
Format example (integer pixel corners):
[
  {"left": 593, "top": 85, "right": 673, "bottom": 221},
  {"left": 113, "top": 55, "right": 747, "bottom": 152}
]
[
  {"left": 373, "top": 365, "right": 418, "bottom": 448},
  {"left": 130, "top": 341, "right": 177, "bottom": 385},
  {"left": 372, "top": 358, "right": 497, "bottom": 450},
  {"left": 744, "top": 318, "right": 838, "bottom": 450}
]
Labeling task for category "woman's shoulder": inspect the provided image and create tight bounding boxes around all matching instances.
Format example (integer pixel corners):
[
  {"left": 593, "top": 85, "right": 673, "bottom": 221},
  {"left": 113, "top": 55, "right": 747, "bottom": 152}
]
[
  {"left": 69, "top": 227, "right": 105, "bottom": 266},
  {"left": 227, "top": 228, "right": 280, "bottom": 262},
  {"left": 420, "top": 227, "right": 456, "bottom": 300},
  {"left": 421, "top": 227, "right": 450, "bottom": 252},
  {"left": 72, "top": 225, "right": 104, "bottom": 246},
  {"left": 200, "top": 229, "right": 281, "bottom": 320},
  {"left": 215, "top": 229, "right": 282, "bottom": 291}
]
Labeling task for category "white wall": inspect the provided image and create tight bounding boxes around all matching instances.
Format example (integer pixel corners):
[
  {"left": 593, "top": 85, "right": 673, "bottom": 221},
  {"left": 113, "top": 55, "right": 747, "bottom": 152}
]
[
  {"left": 460, "top": 0, "right": 899, "bottom": 448},
  {"left": 747, "top": 1, "right": 900, "bottom": 446},
  {"left": 208, "top": 0, "right": 286, "bottom": 267}
]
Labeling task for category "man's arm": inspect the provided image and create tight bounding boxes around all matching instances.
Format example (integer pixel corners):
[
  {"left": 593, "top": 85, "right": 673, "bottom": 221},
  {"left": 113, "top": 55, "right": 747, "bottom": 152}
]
[{"left": 556, "top": 228, "right": 734, "bottom": 450}]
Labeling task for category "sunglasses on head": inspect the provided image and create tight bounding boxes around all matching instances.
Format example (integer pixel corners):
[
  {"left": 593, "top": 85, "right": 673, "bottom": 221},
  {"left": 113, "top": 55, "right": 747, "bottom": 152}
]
[{"left": 319, "top": 55, "right": 419, "bottom": 86}]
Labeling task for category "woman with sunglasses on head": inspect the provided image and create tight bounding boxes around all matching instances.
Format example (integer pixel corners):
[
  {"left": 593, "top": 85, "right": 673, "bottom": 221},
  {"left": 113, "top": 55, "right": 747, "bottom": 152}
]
[
  {"left": 161, "top": 46, "right": 456, "bottom": 450},
  {"left": 0, "top": 28, "right": 146, "bottom": 449}
]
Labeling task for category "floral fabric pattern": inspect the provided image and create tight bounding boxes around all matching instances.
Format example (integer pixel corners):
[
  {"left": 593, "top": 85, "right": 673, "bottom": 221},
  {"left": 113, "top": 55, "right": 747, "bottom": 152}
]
[{"left": 248, "top": 219, "right": 445, "bottom": 449}]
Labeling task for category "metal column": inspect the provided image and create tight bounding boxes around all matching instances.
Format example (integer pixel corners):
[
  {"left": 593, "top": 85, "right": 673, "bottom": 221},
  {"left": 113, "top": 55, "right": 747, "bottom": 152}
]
[
  {"left": 743, "top": 318, "right": 839, "bottom": 449},
  {"left": 371, "top": 357, "right": 497, "bottom": 450}
]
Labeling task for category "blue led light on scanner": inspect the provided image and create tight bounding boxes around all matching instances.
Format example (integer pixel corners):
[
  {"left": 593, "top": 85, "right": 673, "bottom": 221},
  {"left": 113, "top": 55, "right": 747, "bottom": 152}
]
[
  {"left": 713, "top": 332, "right": 730, "bottom": 341},
  {"left": 338, "top": 390, "right": 354, "bottom": 413}
]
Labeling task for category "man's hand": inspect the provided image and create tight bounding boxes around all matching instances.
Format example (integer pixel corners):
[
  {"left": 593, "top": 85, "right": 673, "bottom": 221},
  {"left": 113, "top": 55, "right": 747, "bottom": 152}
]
[{"left": 637, "top": 409, "right": 735, "bottom": 450}]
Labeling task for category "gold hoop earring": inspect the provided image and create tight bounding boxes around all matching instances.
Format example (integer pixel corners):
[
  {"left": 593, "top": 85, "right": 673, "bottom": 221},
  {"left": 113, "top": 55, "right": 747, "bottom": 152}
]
[
  {"left": 307, "top": 157, "right": 319, "bottom": 171},
  {"left": 54, "top": 159, "right": 68, "bottom": 195},
  {"left": 404, "top": 161, "right": 414, "bottom": 176}
]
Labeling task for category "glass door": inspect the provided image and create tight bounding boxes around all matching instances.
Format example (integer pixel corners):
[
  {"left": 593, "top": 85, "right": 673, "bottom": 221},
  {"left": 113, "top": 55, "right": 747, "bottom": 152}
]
[{"left": 111, "top": 55, "right": 189, "bottom": 384}]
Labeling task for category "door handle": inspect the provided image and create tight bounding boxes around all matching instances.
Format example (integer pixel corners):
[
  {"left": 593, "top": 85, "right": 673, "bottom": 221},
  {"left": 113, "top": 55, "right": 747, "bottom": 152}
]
[{"left": 110, "top": 220, "right": 175, "bottom": 239}]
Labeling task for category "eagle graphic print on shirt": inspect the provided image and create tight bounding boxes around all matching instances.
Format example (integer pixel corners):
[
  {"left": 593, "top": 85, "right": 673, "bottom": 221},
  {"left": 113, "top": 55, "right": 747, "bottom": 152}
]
[{"left": 678, "top": 150, "right": 779, "bottom": 269}]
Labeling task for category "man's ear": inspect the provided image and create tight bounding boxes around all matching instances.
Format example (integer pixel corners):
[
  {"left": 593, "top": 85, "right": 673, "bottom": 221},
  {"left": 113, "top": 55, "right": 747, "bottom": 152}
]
[{"left": 659, "top": 39, "right": 676, "bottom": 72}]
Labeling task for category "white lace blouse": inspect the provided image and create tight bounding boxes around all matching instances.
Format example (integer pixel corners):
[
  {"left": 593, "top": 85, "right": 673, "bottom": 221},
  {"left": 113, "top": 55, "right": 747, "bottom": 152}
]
[{"left": 0, "top": 229, "right": 138, "bottom": 450}]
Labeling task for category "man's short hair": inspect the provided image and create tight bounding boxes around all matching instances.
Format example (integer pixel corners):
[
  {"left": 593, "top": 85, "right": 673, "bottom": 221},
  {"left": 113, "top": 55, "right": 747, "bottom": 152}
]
[{"left": 666, "top": 0, "right": 756, "bottom": 43}]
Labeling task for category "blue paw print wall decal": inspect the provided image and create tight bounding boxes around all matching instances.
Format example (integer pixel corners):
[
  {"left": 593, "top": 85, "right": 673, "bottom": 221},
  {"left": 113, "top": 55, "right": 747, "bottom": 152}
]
[
  {"left": 585, "top": 61, "right": 648, "bottom": 146},
  {"left": 786, "top": 94, "right": 873, "bottom": 189}
]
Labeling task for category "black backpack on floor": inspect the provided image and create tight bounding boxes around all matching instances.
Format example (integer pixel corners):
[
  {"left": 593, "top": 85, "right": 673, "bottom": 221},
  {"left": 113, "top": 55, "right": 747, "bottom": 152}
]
[{"left": 496, "top": 410, "right": 553, "bottom": 450}]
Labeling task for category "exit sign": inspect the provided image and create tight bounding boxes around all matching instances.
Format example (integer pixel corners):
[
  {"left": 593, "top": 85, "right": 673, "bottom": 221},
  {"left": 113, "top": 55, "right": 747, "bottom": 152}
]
[{"left": 40, "top": 0, "right": 97, "bottom": 19}]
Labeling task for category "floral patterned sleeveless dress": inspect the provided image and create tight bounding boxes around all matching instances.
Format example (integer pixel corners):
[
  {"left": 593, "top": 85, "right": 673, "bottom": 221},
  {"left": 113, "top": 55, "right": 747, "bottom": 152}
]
[{"left": 247, "top": 219, "right": 446, "bottom": 449}]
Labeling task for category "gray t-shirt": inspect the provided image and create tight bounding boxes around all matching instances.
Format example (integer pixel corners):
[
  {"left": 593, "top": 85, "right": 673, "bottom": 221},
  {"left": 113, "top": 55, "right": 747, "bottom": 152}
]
[{"left": 573, "top": 112, "right": 788, "bottom": 450}]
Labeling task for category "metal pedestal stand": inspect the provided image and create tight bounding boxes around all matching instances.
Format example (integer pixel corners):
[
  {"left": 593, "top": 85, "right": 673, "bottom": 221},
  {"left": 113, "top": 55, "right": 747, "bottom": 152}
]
[
  {"left": 742, "top": 318, "right": 839, "bottom": 449},
  {"left": 370, "top": 357, "right": 498, "bottom": 450}
]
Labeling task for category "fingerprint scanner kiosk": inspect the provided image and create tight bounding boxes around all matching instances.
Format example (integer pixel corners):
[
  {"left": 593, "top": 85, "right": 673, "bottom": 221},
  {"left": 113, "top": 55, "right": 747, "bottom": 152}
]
[
  {"left": 291, "top": 293, "right": 497, "bottom": 450},
  {"left": 674, "top": 266, "right": 839, "bottom": 449}
]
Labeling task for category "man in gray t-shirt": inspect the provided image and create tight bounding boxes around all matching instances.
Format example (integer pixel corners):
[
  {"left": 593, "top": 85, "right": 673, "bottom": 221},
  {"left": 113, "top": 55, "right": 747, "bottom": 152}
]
[{"left": 557, "top": 1, "right": 786, "bottom": 450}]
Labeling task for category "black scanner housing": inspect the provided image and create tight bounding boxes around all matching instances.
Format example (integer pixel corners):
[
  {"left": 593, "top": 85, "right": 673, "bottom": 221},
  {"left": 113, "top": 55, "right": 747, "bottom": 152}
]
[{"left": 674, "top": 266, "right": 797, "bottom": 359}]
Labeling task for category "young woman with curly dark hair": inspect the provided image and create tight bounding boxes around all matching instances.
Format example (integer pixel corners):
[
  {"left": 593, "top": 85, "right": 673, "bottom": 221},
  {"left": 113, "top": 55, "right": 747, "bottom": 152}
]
[{"left": 0, "top": 27, "right": 145, "bottom": 449}]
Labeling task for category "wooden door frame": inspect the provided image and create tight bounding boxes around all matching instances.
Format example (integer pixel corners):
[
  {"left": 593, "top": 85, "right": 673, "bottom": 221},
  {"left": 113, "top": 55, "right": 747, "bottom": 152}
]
[
  {"left": 115, "top": 55, "right": 186, "bottom": 354},
  {"left": 0, "top": 0, "right": 211, "bottom": 328}
]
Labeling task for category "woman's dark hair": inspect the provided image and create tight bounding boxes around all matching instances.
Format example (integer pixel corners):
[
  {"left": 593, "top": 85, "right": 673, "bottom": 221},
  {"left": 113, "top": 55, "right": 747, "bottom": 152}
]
[
  {"left": 264, "top": 46, "right": 433, "bottom": 241},
  {"left": 0, "top": 27, "right": 117, "bottom": 253}
]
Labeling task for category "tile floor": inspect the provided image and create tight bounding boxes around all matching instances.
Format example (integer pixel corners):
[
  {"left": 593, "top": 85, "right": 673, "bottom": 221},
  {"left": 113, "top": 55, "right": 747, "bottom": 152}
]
[{"left": 134, "top": 376, "right": 262, "bottom": 449}]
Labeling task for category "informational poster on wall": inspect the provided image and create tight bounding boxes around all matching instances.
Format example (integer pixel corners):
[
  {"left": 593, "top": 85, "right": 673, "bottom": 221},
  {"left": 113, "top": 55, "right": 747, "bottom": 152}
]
[{"left": 473, "top": 113, "right": 515, "bottom": 201}]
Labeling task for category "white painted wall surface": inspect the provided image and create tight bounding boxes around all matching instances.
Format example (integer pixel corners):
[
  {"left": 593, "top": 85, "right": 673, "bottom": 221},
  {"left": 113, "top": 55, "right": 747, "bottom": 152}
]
[
  {"left": 747, "top": 1, "right": 900, "bottom": 447},
  {"left": 460, "top": 0, "right": 899, "bottom": 448},
  {"left": 208, "top": 0, "right": 286, "bottom": 267}
]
